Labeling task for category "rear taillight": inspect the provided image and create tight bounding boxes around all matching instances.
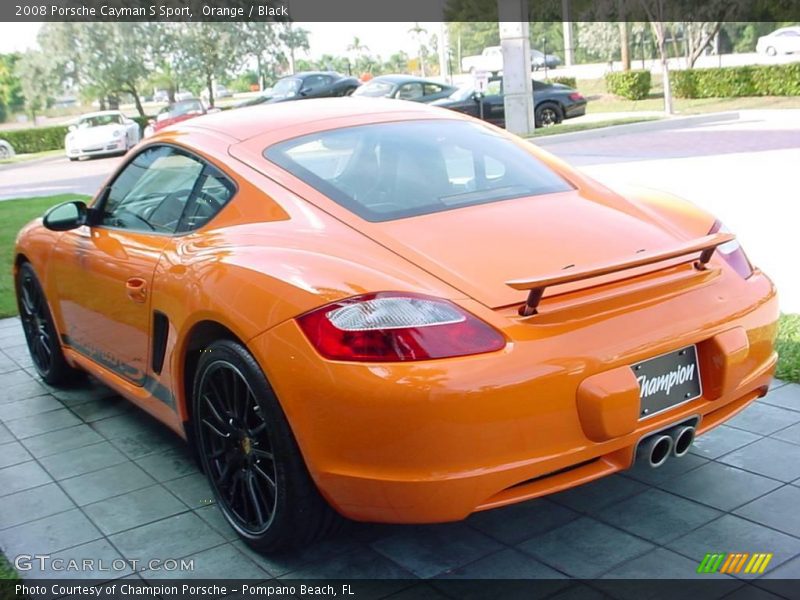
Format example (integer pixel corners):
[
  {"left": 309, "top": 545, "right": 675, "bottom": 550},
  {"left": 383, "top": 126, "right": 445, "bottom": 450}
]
[
  {"left": 568, "top": 92, "right": 584, "bottom": 101},
  {"left": 297, "top": 292, "right": 506, "bottom": 362},
  {"left": 709, "top": 219, "right": 753, "bottom": 279}
]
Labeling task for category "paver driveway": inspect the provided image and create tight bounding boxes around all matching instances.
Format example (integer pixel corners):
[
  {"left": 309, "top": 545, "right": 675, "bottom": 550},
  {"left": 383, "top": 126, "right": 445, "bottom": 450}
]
[{"left": 0, "top": 315, "right": 799, "bottom": 595}]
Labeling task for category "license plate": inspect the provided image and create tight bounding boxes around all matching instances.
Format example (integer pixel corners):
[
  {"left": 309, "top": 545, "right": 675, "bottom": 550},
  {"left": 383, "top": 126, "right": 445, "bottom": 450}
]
[{"left": 632, "top": 345, "right": 702, "bottom": 419}]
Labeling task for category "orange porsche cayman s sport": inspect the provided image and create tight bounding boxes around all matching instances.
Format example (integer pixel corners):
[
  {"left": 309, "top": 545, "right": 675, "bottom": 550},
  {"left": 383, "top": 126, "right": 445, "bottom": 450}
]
[{"left": 15, "top": 98, "right": 778, "bottom": 551}]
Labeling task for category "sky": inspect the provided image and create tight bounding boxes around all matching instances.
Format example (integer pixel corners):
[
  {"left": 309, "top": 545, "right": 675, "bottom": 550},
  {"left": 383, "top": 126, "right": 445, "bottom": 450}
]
[{"left": 0, "top": 21, "right": 437, "bottom": 59}]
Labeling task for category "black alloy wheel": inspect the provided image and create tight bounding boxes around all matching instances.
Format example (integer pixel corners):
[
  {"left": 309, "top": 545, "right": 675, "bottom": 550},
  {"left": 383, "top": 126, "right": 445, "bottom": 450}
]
[
  {"left": 536, "top": 103, "right": 562, "bottom": 128},
  {"left": 16, "top": 262, "right": 77, "bottom": 385},
  {"left": 196, "top": 359, "right": 278, "bottom": 534},
  {"left": 193, "top": 339, "right": 342, "bottom": 552}
]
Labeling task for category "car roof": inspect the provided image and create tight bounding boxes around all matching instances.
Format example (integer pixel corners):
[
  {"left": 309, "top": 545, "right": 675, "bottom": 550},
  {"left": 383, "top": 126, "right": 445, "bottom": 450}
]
[
  {"left": 173, "top": 97, "right": 458, "bottom": 142},
  {"left": 287, "top": 71, "right": 341, "bottom": 78},
  {"left": 369, "top": 74, "right": 430, "bottom": 84},
  {"left": 770, "top": 26, "right": 800, "bottom": 34},
  {"left": 78, "top": 110, "right": 123, "bottom": 119}
]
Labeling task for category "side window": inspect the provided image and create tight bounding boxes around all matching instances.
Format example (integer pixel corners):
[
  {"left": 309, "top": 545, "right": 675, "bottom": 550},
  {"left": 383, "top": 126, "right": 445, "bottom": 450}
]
[
  {"left": 100, "top": 146, "right": 233, "bottom": 234},
  {"left": 423, "top": 83, "right": 443, "bottom": 96},
  {"left": 397, "top": 83, "right": 424, "bottom": 100},
  {"left": 176, "top": 168, "right": 236, "bottom": 233},
  {"left": 304, "top": 75, "right": 331, "bottom": 92},
  {"left": 485, "top": 80, "right": 503, "bottom": 96}
]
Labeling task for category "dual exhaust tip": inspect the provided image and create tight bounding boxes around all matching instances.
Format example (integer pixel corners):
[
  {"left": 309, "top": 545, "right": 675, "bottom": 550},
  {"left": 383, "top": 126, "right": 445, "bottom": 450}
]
[{"left": 637, "top": 425, "right": 696, "bottom": 469}]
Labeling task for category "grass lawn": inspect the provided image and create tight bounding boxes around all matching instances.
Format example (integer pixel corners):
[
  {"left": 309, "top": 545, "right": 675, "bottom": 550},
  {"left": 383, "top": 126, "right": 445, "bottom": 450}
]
[
  {"left": 0, "top": 194, "right": 90, "bottom": 318},
  {"left": 777, "top": 314, "right": 800, "bottom": 384},
  {"left": 576, "top": 74, "right": 800, "bottom": 115},
  {"left": 528, "top": 116, "right": 662, "bottom": 138},
  {"left": 0, "top": 553, "right": 20, "bottom": 597},
  {"left": 0, "top": 149, "right": 64, "bottom": 166}
]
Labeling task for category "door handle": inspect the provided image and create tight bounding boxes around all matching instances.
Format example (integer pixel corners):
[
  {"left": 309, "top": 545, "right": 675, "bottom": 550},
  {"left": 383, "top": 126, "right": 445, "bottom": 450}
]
[{"left": 126, "top": 277, "right": 147, "bottom": 303}]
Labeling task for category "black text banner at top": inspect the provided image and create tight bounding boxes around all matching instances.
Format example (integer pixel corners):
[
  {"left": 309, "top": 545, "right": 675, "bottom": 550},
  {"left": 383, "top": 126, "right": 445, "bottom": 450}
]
[{"left": 4, "top": 0, "right": 800, "bottom": 22}]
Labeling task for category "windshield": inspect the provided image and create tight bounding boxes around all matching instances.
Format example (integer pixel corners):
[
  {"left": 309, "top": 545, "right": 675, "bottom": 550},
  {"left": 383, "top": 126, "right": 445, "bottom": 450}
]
[
  {"left": 264, "top": 120, "right": 572, "bottom": 222},
  {"left": 272, "top": 77, "right": 302, "bottom": 98},
  {"left": 159, "top": 100, "right": 203, "bottom": 120},
  {"left": 444, "top": 85, "right": 476, "bottom": 102},
  {"left": 353, "top": 80, "right": 395, "bottom": 97},
  {"left": 78, "top": 114, "right": 122, "bottom": 129}
]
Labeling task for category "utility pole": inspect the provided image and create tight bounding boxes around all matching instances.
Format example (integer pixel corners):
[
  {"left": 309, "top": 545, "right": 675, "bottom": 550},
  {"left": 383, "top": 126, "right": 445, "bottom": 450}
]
[
  {"left": 439, "top": 22, "right": 450, "bottom": 83},
  {"left": 562, "top": 0, "right": 574, "bottom": 67},
  {"left": 498, "top": 0, "right": 535, "bottom": 135}
]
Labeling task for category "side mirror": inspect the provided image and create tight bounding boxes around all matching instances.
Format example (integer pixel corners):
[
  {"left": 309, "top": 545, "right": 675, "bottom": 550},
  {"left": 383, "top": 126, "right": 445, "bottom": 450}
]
[
  {"left": 43, "top": 200, "right": 88, "bottom": 231},
  {"left": 148, "top": 119, "right": 155, "bottom": 125},
  {"left": 299, "top": 87, "right": 312, "bottom": 97},
  {"left": 68, "top": 125, "right": 77, "bottom": 132}
]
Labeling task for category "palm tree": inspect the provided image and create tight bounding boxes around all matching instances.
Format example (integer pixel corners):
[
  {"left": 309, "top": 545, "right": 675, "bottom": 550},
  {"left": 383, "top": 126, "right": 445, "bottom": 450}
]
[{"left": 408, "top": 23, "right": 428, "bottom": 76}]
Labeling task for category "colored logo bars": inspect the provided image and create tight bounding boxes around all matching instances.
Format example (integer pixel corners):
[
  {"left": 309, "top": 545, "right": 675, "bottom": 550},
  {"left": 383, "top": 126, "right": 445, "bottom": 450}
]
[{"left": 697, "top": 553, "right": 773, "bottom": 574}]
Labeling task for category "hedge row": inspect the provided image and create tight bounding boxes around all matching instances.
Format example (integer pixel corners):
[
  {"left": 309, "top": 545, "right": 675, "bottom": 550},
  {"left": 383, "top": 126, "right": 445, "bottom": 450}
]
[
  {"left": 546, "top": 76, "right": 577, "bottom": 89},
  {"left": 605, "top": 70, "right": 652, "bottom": 100},
  {"left": 670, "top": 63, "right": 800, "bottom": 98},
  {"left": 0, "top": 125, "right": 69, "bottom": 153},
  {"left": 0, "top": 116, "right": 154, "bottom": 154}
]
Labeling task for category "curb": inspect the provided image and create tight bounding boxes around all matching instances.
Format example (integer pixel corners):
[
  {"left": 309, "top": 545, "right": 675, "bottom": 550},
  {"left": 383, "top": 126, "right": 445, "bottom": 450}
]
[{"left": 531, "top": 112, "right": 741, "bottom": 146}]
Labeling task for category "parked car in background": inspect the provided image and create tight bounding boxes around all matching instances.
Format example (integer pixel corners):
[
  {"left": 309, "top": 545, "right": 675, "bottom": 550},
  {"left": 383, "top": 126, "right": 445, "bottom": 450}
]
[
  {"left": 234, "top": 88, "right": 274, "bottom": 108},
  {"left": 531, "top": 49, "right": 562, "bottom": 70},
  {"left": 353, "top": 75, "right": 456, "bottom": 103},
  {"left": 201, "top": 85, "right": 233, "bottom": 101},
  {"left": 175, "top": 91, "right": 194, "bottom": 102},
  {"left": 65, "top": 111, "right": 140, "bottom": 161},
  {"left": 433, "top": 77, "right": 587, "bottom": 128},
  {"left": 461, "top": 46, "right": 504, "bottom": 74},
  {"left": 153, "top": 90, "right": 170, "bottom": 103},
  {"left": 265, "top": 71, "right": 361, "bottom": 103},
  {"left": 0, "top": 139, "right": 15, "bottom": 160},
  {"left": 757, "top": 26, "right": 800, "bottom": 55},
  {"left": 144, "top": 99, "right": 206, "bottom": 137}
]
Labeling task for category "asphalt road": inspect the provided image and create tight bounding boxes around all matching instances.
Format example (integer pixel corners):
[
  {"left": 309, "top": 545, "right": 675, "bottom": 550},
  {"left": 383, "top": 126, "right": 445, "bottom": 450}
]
[
  {"left": 0, "top": 154, "right": 123, "bottom": 201},
  {"left": 543, "top": 109, "right": 800, "bottom": 314},
  {"left": 1, "top": 110, "right": 797, "bottom": 312}
]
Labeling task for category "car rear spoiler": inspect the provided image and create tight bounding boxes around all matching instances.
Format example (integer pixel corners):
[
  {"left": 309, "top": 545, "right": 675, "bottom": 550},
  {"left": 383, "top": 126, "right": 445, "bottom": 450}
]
[{"left": 507, "top": 232, "right": 735, "bottom": 316}]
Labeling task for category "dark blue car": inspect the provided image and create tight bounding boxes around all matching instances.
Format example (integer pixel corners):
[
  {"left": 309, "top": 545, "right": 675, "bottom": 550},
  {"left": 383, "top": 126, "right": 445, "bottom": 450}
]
[{"left": 433, "top": 77, "right": 587, "bottom": 128}]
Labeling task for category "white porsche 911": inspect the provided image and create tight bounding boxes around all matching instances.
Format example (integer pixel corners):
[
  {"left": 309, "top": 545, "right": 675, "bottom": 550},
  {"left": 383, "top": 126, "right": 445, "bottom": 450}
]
[{"left": 65, "top": 111, "right": 140, "bottom": 161}]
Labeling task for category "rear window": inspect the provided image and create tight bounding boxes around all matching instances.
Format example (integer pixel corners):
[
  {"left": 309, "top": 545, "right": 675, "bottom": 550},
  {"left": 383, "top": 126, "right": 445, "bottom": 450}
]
[{"left": 263, "top": 120, "right": 572, "bottom": 222}]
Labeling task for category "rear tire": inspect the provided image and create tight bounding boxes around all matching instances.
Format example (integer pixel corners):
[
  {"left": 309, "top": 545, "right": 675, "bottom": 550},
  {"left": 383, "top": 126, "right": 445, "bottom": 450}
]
[
  {"left": 16, "top": 262, "right": 80, "bottom": 385},
  {"left": 766, "top": 46, "right": 777, "bottom": 56},
  {"left": 535, "top": 102, "right": 563, "bottom": 128},
  {"left": 192, "top": 339, "right": 342, "bottom": 552}
]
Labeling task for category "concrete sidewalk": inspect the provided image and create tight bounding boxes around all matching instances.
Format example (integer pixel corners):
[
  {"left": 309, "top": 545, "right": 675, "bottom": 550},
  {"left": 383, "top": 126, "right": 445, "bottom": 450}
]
[{"left": 0, "top": 316, "right": 799, "bottom": 594}]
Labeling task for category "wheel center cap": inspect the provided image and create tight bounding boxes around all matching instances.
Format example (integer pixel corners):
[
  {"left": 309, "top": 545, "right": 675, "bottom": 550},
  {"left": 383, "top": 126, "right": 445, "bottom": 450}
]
[{"left": 241, "top": 437, "right": 253, "bottom": 455}]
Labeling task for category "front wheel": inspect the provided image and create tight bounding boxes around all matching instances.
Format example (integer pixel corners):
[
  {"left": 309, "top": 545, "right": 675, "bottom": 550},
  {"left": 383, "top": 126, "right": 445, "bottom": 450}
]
[
  {"left": 193, "top": 339, "right": 342, "bottom": 552},
  {"left": 16, "top": 262, "right": 79, "bottom": 385},
  {"left": 535, "top": 103, "right": 563, "bottom": 128}
]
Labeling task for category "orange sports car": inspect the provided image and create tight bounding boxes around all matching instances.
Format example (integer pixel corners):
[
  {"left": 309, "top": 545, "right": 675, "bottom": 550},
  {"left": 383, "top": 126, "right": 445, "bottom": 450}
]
[{"left": 14, "top": 98, "right": 778, "bottom": 552}]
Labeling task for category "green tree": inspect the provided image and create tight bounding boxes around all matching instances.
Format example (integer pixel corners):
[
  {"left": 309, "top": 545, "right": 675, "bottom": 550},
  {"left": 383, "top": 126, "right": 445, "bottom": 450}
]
[
  {"left": 0, "top": 54, "right": 24, "bottom": 122},
  {"left": 447, "top": 22, "right": 499, "bottom": 68},
  {"left": 409, "top": 22, "right": 429, "bottom": 76},
  {"left": 239, "top": 22, "right": 286, "bottom": 90},
  {"left": 576, "top": 22, "right": 620, "bottom": 64},
  {"left": 16, "top": 51, "right": 54, "bottom": 119},
  {"left": 280, "top": 23, "right": 310, "bottom": 75},
  {"left": 176, "top": 23, "right": 244, "bottom": 107}
]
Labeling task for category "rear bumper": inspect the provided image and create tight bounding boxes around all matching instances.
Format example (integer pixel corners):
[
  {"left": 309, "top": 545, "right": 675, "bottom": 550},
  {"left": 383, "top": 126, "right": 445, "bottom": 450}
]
[
  {"left": 564, "top": 101, "right": 587, "bottom": 119},
  {"left": 248, "top": 270, "right": 778, "bottom": 523}
]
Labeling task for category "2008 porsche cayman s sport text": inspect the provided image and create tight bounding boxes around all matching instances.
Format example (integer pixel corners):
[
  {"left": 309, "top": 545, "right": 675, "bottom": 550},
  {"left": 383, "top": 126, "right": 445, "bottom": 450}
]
[{"left": 14, "top": 98, "right": 778, "bottom": 552}]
